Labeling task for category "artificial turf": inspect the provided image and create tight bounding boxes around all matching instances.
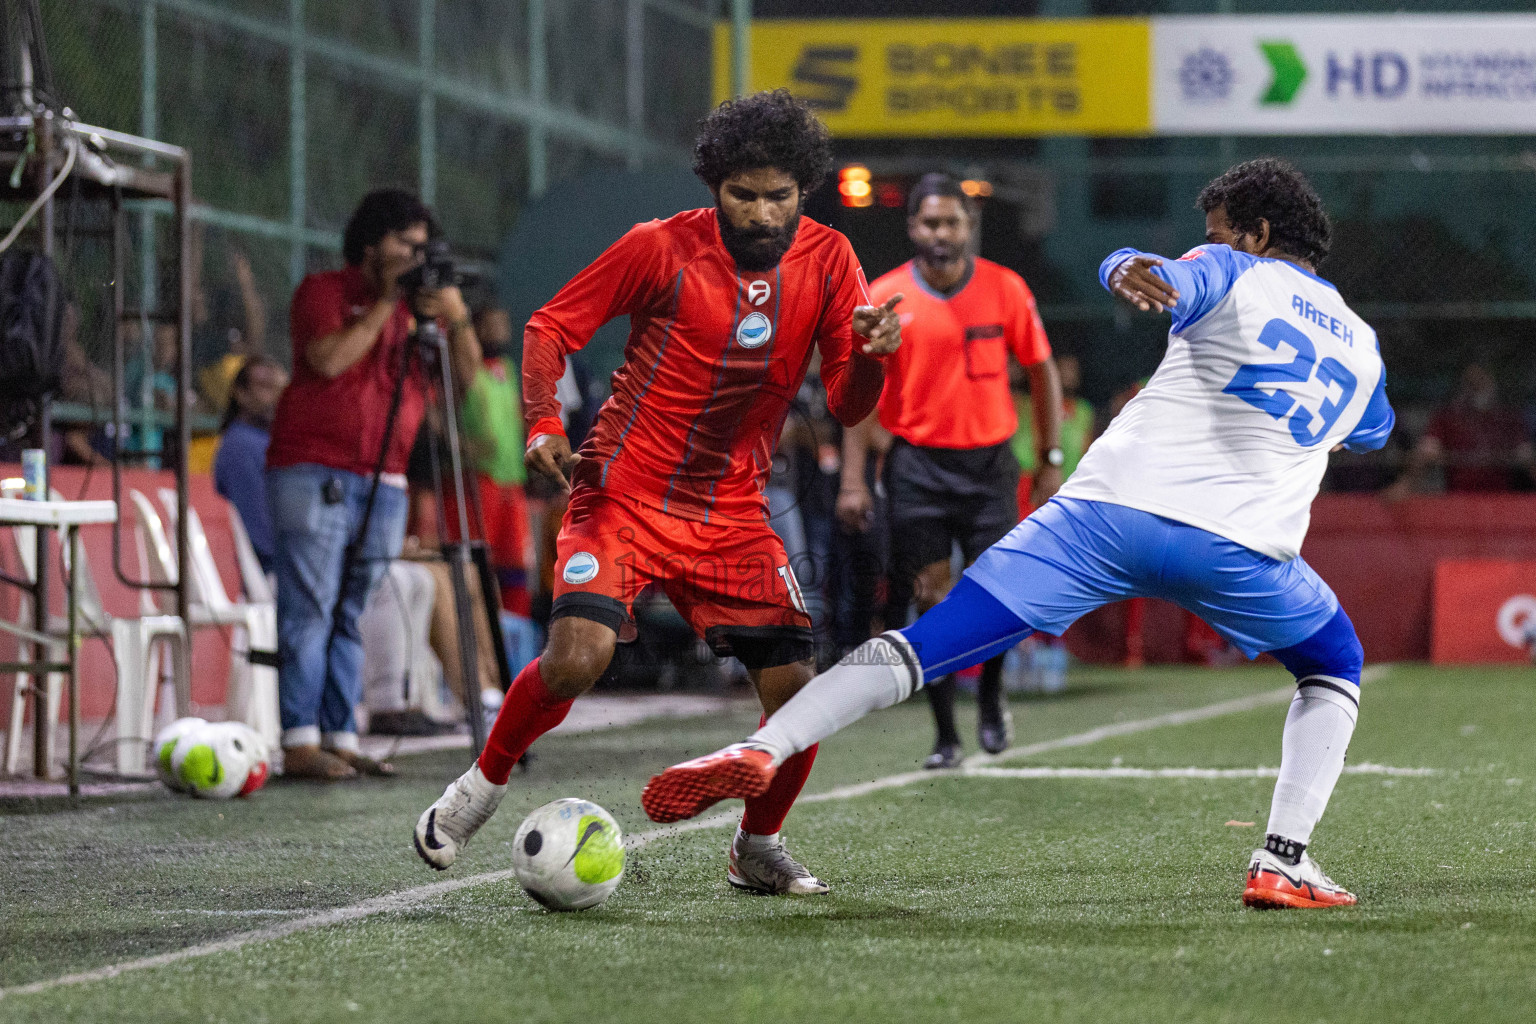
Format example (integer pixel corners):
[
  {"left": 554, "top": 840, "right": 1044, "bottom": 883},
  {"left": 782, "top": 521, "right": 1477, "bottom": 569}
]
[{"left": 1, "top": 664, "right": 1533, "bottom": 1023}]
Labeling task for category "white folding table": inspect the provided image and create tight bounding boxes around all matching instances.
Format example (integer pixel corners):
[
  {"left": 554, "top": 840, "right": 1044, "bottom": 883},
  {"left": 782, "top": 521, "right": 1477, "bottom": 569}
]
[{"left": 0, "top": 497, "right": 119, "bottom": 795}]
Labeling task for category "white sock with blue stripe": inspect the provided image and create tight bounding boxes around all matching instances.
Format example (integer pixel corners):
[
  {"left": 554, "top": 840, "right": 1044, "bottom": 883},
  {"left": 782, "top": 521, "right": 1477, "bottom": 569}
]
[{"left": 1264, "top": 676, "right": 1360, "bottom": 851}]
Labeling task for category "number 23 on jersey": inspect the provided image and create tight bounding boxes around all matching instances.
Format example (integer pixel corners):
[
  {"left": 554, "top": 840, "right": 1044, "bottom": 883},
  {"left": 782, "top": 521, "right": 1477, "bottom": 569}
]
[{"left": 1222, "top": 318, "right": 1358, "bottom": 447}]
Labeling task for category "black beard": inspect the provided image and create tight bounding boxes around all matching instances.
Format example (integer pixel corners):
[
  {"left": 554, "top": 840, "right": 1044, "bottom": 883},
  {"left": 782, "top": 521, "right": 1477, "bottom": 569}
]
[
  {"left": 717, "top": 206, "right": 800, "bottom": 272},
  {"left": 914, "top": 242, "right": 964, "bottom": 269}
]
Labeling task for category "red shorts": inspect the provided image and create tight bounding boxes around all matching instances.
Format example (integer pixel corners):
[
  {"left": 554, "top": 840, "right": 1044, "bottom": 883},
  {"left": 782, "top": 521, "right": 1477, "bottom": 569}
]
[{"left": 551, "top": 487, "right": 813, "bottom": 669}]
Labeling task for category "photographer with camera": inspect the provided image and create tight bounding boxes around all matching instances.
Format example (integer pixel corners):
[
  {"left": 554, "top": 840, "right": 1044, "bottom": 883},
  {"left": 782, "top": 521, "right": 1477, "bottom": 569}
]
[{"left": 265, "top": 189, "right": 481, "bottom": 781}]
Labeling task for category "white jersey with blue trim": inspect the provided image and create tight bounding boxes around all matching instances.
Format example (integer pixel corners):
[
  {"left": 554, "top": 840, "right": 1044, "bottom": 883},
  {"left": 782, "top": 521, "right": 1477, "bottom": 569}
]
[{"left": 1058, "top": 244, "right": 1394, "bottom": 561}]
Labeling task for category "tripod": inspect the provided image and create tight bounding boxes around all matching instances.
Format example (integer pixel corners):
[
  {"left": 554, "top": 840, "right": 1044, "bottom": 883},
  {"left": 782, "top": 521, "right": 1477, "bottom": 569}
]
[{"left": 345, "top": 311, "right": 511, "bottom": 755}]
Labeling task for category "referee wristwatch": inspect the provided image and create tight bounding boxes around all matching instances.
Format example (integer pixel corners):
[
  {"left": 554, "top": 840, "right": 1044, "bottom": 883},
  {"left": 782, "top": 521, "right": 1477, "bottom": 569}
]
[{"left": 1041, "top": 447, "right": 1066, "bottom": 468}]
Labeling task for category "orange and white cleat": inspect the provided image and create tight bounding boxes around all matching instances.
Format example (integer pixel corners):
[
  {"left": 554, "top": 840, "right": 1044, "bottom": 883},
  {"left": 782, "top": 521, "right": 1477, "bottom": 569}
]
[
  {"left": 1242, "top": 847, "right": 1357, "bottom": 909},
  {"left": 642, "top": 744, "right": 777, "bottom": 823}
]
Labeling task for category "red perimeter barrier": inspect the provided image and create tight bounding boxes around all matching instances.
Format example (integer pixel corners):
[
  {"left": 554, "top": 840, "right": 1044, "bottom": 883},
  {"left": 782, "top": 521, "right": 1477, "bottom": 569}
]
[
  {"left": 3, "top": 481, "right": 1532, "bottom": 734},
  {"left": 1062, "top": 494, "right": 1536, "bottom": 665},
  {"left": 0, "top": 464, "right": 242, "bottom": 730},
  {"left": 1430, "top": 560, "right": 1536, "bottom": 665}
]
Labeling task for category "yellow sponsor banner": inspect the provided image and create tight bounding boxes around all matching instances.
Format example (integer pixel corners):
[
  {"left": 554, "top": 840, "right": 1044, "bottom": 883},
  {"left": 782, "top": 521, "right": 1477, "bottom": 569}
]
[{"left": 712, "top": 19, "right": 1151, "bottom": 137}]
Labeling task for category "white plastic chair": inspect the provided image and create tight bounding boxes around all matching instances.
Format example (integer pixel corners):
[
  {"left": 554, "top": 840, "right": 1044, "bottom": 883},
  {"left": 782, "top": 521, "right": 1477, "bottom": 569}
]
[
  {"left": 150, "top": 489, "right": 280, "bottom": 751},
  {"left": 226, "top": 503, "right": 274, "bottom": 605},
  {"left": 4, "top": 486, "right": 190, "bottom": 776}
]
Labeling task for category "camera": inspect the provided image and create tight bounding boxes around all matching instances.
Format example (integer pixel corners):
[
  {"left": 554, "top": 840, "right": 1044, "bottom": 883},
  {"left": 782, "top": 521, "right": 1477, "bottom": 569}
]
[{"left": 397, "top": 238, "right": 479, "bottom": 295}]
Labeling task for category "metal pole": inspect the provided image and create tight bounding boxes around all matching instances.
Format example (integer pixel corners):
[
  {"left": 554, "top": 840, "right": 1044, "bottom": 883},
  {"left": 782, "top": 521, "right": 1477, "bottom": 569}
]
[
  {"left": 731, "top": 0, "right": 751, "bottom": 98},
  {"left": 528, "top": 0, "right": 547, "bottom": 197},
  {"left": 66, "top": 526, "right": 79, "bottom": 797},
  {"left": 140, "top": 0, "right": 159, "bottom": 465},
  {"left": 31, "top": 123, "right": 55, "bottom": 778},
  {"left": 418, "top": 0, "right": 437, "bottom": 204},
  {"left": 421, "top": 329, "right": 487, "bottom": 753},
  {"left": 174, "top": 155, "right": 193, "bottom": 718},
  {"left": 625, "top": 0, "right": 644, "bottom": 171},
  {"left": 289, "top": 0, "right": 307, "bottom": 286}
]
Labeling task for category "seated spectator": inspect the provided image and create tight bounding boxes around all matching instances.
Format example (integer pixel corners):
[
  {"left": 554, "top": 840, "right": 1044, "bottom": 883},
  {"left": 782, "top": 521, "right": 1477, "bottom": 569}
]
[
  {"left": 197, "top": 248, "right": 269, "bottom": 414},
  {"left": 57, "top": 304, "right": 113, "bottom": 466},
  {"left": 1386, "top": 363, "right": 1535, "bottom": 498},
  {"left": 214, "top": 356, "right": 288, "bottom": 572}
]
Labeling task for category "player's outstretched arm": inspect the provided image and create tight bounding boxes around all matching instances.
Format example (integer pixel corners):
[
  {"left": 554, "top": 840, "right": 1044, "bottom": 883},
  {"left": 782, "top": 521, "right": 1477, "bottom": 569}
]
[
  {"left": 1100, "top": 245, "right": 1237, "bottom": 330},
  {"left": 1103, "top": 252, "right": 1180, "bottom": 313}
]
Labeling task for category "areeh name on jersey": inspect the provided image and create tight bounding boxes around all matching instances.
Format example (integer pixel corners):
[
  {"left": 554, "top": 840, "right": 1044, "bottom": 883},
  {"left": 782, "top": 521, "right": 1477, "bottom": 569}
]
[
  {"left": 522, "top": 208, "right": 882, "bottom": 525},
  {"left": 1061, "top": 244, "right": 1395, "bottom": 562}
]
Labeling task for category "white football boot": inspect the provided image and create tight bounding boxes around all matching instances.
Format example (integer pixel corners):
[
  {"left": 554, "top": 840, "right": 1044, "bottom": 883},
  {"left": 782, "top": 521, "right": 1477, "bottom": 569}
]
[
  {"left": 414, "top": 765, "right": 506, "bottom": 870},
  {"left": 728, "top": 835, "right": 830, "bottom": 896},
  {"left": 1242, "top": 847, "right": 1357, "bottom": 909}
]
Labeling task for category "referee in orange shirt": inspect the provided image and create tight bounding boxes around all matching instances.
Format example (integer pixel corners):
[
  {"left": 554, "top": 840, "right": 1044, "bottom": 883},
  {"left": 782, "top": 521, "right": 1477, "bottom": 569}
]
[{"left": 838, "top": 173, "right": 1064, "bottom": 767}]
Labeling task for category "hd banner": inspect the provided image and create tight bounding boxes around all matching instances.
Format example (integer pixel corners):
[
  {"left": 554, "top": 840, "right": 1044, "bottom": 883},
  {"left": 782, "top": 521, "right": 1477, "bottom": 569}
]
[
  {"left": 1152, "top": 15, "right": 1536, "bottom": 135},
  {"left": 711, "top": 18, "right": 1152, "bottom": 136},
  {"left": 719, "top": 16, "right": 1536, "bottom": 136}
]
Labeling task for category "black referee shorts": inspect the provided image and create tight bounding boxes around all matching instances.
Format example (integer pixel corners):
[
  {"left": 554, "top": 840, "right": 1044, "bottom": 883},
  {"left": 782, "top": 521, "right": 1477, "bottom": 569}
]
[{"left": 883, "top": 438, "right": 1020, "bottom": 623}]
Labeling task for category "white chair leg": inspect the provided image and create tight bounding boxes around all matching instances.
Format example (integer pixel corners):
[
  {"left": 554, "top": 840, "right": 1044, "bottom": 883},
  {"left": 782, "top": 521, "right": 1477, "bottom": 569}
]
[
  {"left": 163, "top": 625, "right": 191, "bottom": 732},
  {"left": 111, "top": 620, "right": 150, "bottom": 775},
  {"left": 6, "top": 663, "right": 28, "bottom": 775},
  {"left": 225, "top": 621, "right": 254, "bottom": 726},
  {"left": 170, "top": 627, "right": 192, "bottom": 720},
  {"left": 43, "top": 651, "right": 64, "bottom": 772},
  {"left": 6, "top": 591, "right": 35, "bottom": 774},
  {"left": 245, "top": 605, "right": 280, "bottom": 751}
]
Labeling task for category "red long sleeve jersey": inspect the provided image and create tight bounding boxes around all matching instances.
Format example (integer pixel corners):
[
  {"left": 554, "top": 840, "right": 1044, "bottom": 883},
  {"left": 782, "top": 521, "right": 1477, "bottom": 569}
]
[{"left": 523, "top": 207, "right": 884, "bottom": 525}]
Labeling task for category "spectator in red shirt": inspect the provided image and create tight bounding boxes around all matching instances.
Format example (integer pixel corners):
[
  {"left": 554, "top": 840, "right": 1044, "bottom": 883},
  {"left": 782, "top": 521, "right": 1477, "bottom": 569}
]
[
  {"left": 1385, "top": 363, "right": 1534, "bottom": 499},
  {"left": 265, "top": 189, "right": 481, "bottom": 780}
]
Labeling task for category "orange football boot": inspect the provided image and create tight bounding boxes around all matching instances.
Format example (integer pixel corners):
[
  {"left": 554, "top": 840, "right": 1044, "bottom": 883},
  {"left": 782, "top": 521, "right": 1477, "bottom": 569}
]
[
  {"left": 642, "top": 744, "right": 776, "bottom": 823},
  {"left": 1243, "top": 848, "right": 1358, "bottom": 909}
]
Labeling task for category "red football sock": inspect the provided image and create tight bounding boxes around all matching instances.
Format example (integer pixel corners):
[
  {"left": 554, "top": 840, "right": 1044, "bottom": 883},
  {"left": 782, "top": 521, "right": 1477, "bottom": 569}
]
[
  {"left": 476, "top": 658, "right": 572, "bottom": 785},
  {"left": 741, "top": 740, "right": 819, "bottom": 836}
]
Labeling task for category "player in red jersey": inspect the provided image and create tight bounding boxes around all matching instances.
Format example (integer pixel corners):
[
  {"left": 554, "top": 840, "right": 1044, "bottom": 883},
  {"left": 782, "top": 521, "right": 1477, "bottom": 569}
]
[{"left": 414, "top": 91, "right": 903, "bottom": 895}]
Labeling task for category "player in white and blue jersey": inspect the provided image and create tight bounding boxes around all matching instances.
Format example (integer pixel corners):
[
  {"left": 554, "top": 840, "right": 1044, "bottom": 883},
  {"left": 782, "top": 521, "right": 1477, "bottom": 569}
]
[{"left": 643, "top": 159, "right": 1394, "bottom": 910}]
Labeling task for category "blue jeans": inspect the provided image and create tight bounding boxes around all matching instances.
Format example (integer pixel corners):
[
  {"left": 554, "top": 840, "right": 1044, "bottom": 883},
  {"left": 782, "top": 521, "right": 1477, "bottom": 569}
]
[{"left": 267, "top": 465, "right": 407, "bottom": 747}]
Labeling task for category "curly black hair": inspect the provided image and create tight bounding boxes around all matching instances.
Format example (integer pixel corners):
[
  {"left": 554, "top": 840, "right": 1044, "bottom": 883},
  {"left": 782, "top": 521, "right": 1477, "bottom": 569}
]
[
  {"left": 693, "top": 89, "right": 833, "bottom": 196},
  {"left": 1196, "top": 158, "right": 1331, "bottom": 266},
  {"left": 343, "top": 188, "right": 437, "bottom": 266}
]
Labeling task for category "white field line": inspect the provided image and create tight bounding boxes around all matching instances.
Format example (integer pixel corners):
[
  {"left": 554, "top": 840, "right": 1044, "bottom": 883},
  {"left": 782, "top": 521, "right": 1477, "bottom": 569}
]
[
  {"left": 965, "top": 762, "right": 1433, "bottom": 780},
  {"left": 0, "top": 670, "right": 1394, "bottom": 1001}
]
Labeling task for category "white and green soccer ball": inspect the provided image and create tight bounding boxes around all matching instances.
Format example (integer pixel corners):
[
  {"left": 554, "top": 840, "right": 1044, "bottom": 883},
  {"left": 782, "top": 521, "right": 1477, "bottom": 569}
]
[
  {"left": 511, "top": 799, "right": 625, "bottom": 911},
  {"left": 153, "top": 717, "right": 208, "bottom": 793},
  {"left": 169, "top": 721, "right": 270, "bottom": 799}
]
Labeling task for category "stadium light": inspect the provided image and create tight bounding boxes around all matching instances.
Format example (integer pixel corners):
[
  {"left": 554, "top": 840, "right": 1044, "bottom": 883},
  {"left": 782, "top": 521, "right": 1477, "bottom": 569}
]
[{"left": 838, "top": 164, "right": 874, "bottom": 207}]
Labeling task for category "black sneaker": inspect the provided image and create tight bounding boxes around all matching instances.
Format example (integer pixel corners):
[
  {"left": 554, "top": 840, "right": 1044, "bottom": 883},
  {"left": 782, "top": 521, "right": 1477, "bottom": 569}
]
[
  {"left": 368, "top": 709, "right": 458, "bottom": 737},
  {"left": 977, "top": 705, "right": 1014, "bottom": 755},
  {"left": 922, "top": 743, "right": 962, "bottom": 770}
]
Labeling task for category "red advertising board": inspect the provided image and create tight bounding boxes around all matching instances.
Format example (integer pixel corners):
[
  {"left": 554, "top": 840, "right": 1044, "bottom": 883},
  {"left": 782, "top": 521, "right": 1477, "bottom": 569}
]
[{"left": 1431, "top": 560, "right": 1536, "bottom": 665}]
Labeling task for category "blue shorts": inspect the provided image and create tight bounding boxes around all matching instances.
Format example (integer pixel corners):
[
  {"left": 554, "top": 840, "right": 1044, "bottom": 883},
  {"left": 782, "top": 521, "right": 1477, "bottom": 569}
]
[{"left": 963, "top": 497, "right": 1339, "bottom": 659}]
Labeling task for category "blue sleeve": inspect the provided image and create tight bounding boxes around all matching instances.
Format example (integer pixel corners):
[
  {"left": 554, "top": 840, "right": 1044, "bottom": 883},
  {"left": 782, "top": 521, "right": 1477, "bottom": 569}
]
[
  {"left": 1344, "top": 373, "right": 1395, "bottom": 452},
  {"left": 1100, "top": 244, "right": 1245, "bottom": 333},
  {"left": 214, "top": 428, "right": 276, "bottom": 570}
]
